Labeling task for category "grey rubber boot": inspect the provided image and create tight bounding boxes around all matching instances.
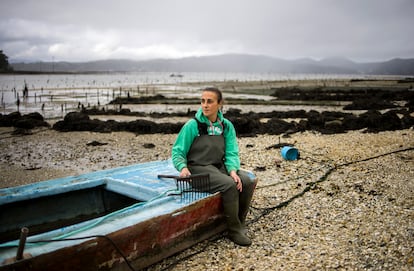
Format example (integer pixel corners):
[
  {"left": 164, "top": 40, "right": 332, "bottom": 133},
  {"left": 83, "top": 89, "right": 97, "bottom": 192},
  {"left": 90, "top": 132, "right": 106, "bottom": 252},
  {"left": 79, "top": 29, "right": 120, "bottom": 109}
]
[
  {"left": 238, "top": 175, "right": 256, "bottom": 234},
  {"left": 238, "top": 186, "right": 255, "bottom": 225},
  {"left": 224, "top": 200, "right": 252, "bottom": 246},
  {"left": 238, "top": 193, "right": 253, "bottom": 235}
]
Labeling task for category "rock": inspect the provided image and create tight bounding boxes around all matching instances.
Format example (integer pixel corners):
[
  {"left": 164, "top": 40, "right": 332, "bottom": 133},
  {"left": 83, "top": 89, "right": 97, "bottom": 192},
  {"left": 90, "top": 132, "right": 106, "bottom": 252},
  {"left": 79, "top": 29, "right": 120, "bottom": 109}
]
[
  {"left": 229, "top": 116, "right": 261, "bottom": 135},
  {"left": 0, "top": 112, "right": 49, "bottom": 129},
  {"left": 343, "top": 98, "right": 397, "bottom": 110},
  {"left": 86, "top": 141, "right": 108, "bottom": 146},
  {"left": 143, "top": 143, "right": 156, "bottom": 149},
  {"left": 323, "top": 119, "right": 345, "bottom": 134},
  {"left": 64, "top": 112, "right": 90, "bottom": 122},
  {"left": 264, "top": 118, "right": 297, "bottom": 135}
]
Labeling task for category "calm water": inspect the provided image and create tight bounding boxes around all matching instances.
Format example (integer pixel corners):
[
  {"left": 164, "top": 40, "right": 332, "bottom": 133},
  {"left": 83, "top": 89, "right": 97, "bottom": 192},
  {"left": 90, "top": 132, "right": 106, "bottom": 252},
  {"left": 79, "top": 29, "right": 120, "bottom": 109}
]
[{"left": 0, "top": 72, "right": 395, "bottom": 119}]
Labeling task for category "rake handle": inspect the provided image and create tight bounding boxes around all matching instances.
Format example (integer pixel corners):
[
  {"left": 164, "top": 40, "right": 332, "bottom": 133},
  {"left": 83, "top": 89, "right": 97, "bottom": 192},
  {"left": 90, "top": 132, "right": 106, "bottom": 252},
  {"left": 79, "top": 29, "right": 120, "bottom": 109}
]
[{"left": 157, "top": 173, "right": 209, "bottom": 181}]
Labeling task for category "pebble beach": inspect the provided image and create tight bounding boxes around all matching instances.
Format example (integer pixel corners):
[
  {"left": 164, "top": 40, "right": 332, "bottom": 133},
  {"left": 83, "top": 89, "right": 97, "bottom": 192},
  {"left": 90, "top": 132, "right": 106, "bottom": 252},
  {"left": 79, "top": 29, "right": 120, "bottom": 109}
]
[{"left": 0, "top": 126, "right": 413, "bottom": 270}]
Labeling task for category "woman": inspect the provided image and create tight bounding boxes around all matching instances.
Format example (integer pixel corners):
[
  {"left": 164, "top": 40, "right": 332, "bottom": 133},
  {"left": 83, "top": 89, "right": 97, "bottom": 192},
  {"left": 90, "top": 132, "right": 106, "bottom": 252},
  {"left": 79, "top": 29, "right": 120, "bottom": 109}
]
[{"left": 172, "top": 87, "right": 256, "bottom": 246}]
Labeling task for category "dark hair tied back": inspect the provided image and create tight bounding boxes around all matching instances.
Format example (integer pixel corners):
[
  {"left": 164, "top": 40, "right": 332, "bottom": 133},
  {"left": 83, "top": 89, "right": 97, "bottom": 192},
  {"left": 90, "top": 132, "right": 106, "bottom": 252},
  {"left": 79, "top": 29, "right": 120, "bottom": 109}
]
[{"left": 203, "top": 87, "right": 223, "bottom": 103}]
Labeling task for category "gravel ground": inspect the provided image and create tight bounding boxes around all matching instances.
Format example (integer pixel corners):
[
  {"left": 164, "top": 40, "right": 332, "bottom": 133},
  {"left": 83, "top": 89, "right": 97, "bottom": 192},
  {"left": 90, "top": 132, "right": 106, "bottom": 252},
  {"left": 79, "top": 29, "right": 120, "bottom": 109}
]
[{"left": 0, "top": 127, "right": 413, "bottom": 270}]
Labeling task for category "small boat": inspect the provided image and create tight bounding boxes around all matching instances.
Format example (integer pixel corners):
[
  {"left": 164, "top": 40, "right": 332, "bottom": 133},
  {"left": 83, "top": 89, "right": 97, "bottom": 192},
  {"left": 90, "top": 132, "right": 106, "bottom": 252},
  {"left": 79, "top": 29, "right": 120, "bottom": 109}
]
[
  {"left": 169, "top": 73, "right": 184, "bottom": 78},
  {"left": 0, "top": 160, "right": 256, "bottom": 270}
]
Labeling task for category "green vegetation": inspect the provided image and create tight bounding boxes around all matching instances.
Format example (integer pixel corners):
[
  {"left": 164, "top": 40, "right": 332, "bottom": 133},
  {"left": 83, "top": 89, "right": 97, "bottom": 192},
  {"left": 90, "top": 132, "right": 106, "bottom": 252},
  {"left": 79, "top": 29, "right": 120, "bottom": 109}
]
[{"left": 0, "top": 50, "right": 13, "bottom": 73}]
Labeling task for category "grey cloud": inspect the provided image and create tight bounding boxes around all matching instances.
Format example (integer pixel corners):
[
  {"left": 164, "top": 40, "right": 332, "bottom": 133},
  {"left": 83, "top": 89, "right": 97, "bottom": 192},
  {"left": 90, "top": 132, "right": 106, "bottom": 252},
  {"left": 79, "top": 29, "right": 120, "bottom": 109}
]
[{"left": 1, "top": 0, "right": 413, "bottom": 62}]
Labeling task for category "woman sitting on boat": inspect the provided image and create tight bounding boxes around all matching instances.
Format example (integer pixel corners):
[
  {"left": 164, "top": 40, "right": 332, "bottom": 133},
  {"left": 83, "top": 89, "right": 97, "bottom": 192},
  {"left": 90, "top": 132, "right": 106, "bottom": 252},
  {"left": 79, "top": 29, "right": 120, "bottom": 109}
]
[{"left": 172, "top": 87, "right": 256, "bottom": 246}]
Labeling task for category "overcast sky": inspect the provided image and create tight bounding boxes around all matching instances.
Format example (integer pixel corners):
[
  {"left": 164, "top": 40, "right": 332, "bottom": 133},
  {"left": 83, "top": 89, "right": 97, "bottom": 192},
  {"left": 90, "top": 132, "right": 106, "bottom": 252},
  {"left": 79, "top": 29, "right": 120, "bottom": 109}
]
[{"left": 1, "top": 0, "right": 413, "bottom": 63}]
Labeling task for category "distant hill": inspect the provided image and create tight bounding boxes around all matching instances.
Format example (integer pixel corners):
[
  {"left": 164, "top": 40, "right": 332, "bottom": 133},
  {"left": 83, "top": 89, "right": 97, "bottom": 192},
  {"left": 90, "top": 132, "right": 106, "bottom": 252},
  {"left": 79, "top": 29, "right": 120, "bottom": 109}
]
[{"left": 10, "top": 54, "right": 414, "bottom": 75}]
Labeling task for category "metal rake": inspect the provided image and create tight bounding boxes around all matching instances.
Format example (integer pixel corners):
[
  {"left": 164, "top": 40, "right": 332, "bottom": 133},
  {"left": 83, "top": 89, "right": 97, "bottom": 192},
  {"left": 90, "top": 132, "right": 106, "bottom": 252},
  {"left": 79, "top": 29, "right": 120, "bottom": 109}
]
[{"left": 157, "top": 173, "right": 211, "bottom": 201}]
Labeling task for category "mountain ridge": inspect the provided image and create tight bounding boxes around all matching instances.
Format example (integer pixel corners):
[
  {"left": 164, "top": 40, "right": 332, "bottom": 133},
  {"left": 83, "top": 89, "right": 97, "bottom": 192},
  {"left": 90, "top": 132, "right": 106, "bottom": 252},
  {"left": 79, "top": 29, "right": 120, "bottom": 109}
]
[{"left": 10, "top": 54, "right": 414, "bottom": 75}]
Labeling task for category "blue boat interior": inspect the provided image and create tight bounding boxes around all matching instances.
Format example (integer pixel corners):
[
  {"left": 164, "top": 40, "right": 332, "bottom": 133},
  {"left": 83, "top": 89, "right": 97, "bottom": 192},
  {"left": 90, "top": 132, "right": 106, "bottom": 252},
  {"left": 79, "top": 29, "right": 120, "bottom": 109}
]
[
  {"left": 0, "top": 159, "right": 216, "bottom": 262},
  {"left": 0, "top": 185, "right": 140, "bottom": 243}
]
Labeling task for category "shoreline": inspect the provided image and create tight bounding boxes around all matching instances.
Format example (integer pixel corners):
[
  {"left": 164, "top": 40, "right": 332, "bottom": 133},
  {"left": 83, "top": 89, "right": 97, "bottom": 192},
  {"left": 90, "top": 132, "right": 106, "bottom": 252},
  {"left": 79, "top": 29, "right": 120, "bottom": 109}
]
[{"left": 1, "top": 75, "right": 413, "bottom": 119}]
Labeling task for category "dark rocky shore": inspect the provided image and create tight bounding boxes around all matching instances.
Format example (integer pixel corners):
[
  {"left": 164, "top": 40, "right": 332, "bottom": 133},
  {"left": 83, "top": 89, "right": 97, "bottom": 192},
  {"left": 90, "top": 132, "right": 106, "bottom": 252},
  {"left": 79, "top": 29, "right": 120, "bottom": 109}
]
[
  {"left": 50, "top": 105, "right": 413, "bottom": 135},
  {"left": 1, "top": 87, "right": 413, "bottom": 135}
]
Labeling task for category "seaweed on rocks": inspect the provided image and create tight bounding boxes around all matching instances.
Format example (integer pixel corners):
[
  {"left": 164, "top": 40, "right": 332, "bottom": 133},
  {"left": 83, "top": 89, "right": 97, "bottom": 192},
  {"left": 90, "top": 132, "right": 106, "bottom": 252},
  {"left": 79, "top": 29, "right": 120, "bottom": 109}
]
[
  {"left": 0, "top": 112, "right": 50, "bottom": 129},
  {"left": 3, "top": 104, "right": 413, "bottom": 136}
]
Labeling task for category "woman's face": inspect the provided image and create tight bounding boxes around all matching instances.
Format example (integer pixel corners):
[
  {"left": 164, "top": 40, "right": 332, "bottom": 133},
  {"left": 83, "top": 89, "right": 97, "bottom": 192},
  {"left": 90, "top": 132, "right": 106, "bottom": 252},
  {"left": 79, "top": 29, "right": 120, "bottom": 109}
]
[{"left": 201, "top": 90, "right": 222, "bottom": 121}]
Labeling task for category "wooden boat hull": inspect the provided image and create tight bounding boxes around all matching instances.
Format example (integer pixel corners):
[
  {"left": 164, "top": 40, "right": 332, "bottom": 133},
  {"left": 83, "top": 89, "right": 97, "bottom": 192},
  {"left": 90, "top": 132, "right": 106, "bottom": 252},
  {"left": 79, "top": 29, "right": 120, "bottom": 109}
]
[
  {"left": 1, "top": 194, "right": 225, "bottom": 271},
  {"left": 0, "top": 160, "right": 241, "bottom": 270}
]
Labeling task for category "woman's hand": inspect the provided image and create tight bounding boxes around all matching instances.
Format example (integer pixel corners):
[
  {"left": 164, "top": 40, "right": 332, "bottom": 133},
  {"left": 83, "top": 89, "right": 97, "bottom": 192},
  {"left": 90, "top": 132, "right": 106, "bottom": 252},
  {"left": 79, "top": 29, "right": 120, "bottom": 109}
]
[
  {"left": 180, "top": 167, "right": 191, "bottom": 177},
  {"left": 230, "top": 170, "right": 242, "bottom": 192}
]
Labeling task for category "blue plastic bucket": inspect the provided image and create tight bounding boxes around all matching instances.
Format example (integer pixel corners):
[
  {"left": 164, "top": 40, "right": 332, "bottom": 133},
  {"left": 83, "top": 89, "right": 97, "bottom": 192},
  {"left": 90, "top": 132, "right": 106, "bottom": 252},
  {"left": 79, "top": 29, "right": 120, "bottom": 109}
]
[{"left": 281, "top": 146, "right": 299, "bottom": 160}]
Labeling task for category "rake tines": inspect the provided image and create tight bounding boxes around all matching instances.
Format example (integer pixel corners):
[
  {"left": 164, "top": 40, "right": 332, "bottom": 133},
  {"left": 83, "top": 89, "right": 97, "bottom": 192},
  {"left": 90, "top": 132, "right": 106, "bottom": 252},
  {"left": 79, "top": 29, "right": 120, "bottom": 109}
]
[
  {"left": 157, "top": 173, "right": 211, "bottom": 202},
  {"left": 175, "top": 173, "right": 210, "bottom": 202}
]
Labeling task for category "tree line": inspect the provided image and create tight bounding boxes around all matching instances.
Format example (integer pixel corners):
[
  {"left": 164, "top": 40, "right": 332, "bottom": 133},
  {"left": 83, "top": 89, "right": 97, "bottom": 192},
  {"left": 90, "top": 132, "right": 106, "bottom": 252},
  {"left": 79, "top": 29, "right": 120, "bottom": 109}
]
[{"left": 0, "top": 50, "right": 13, "bottom": 72}]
